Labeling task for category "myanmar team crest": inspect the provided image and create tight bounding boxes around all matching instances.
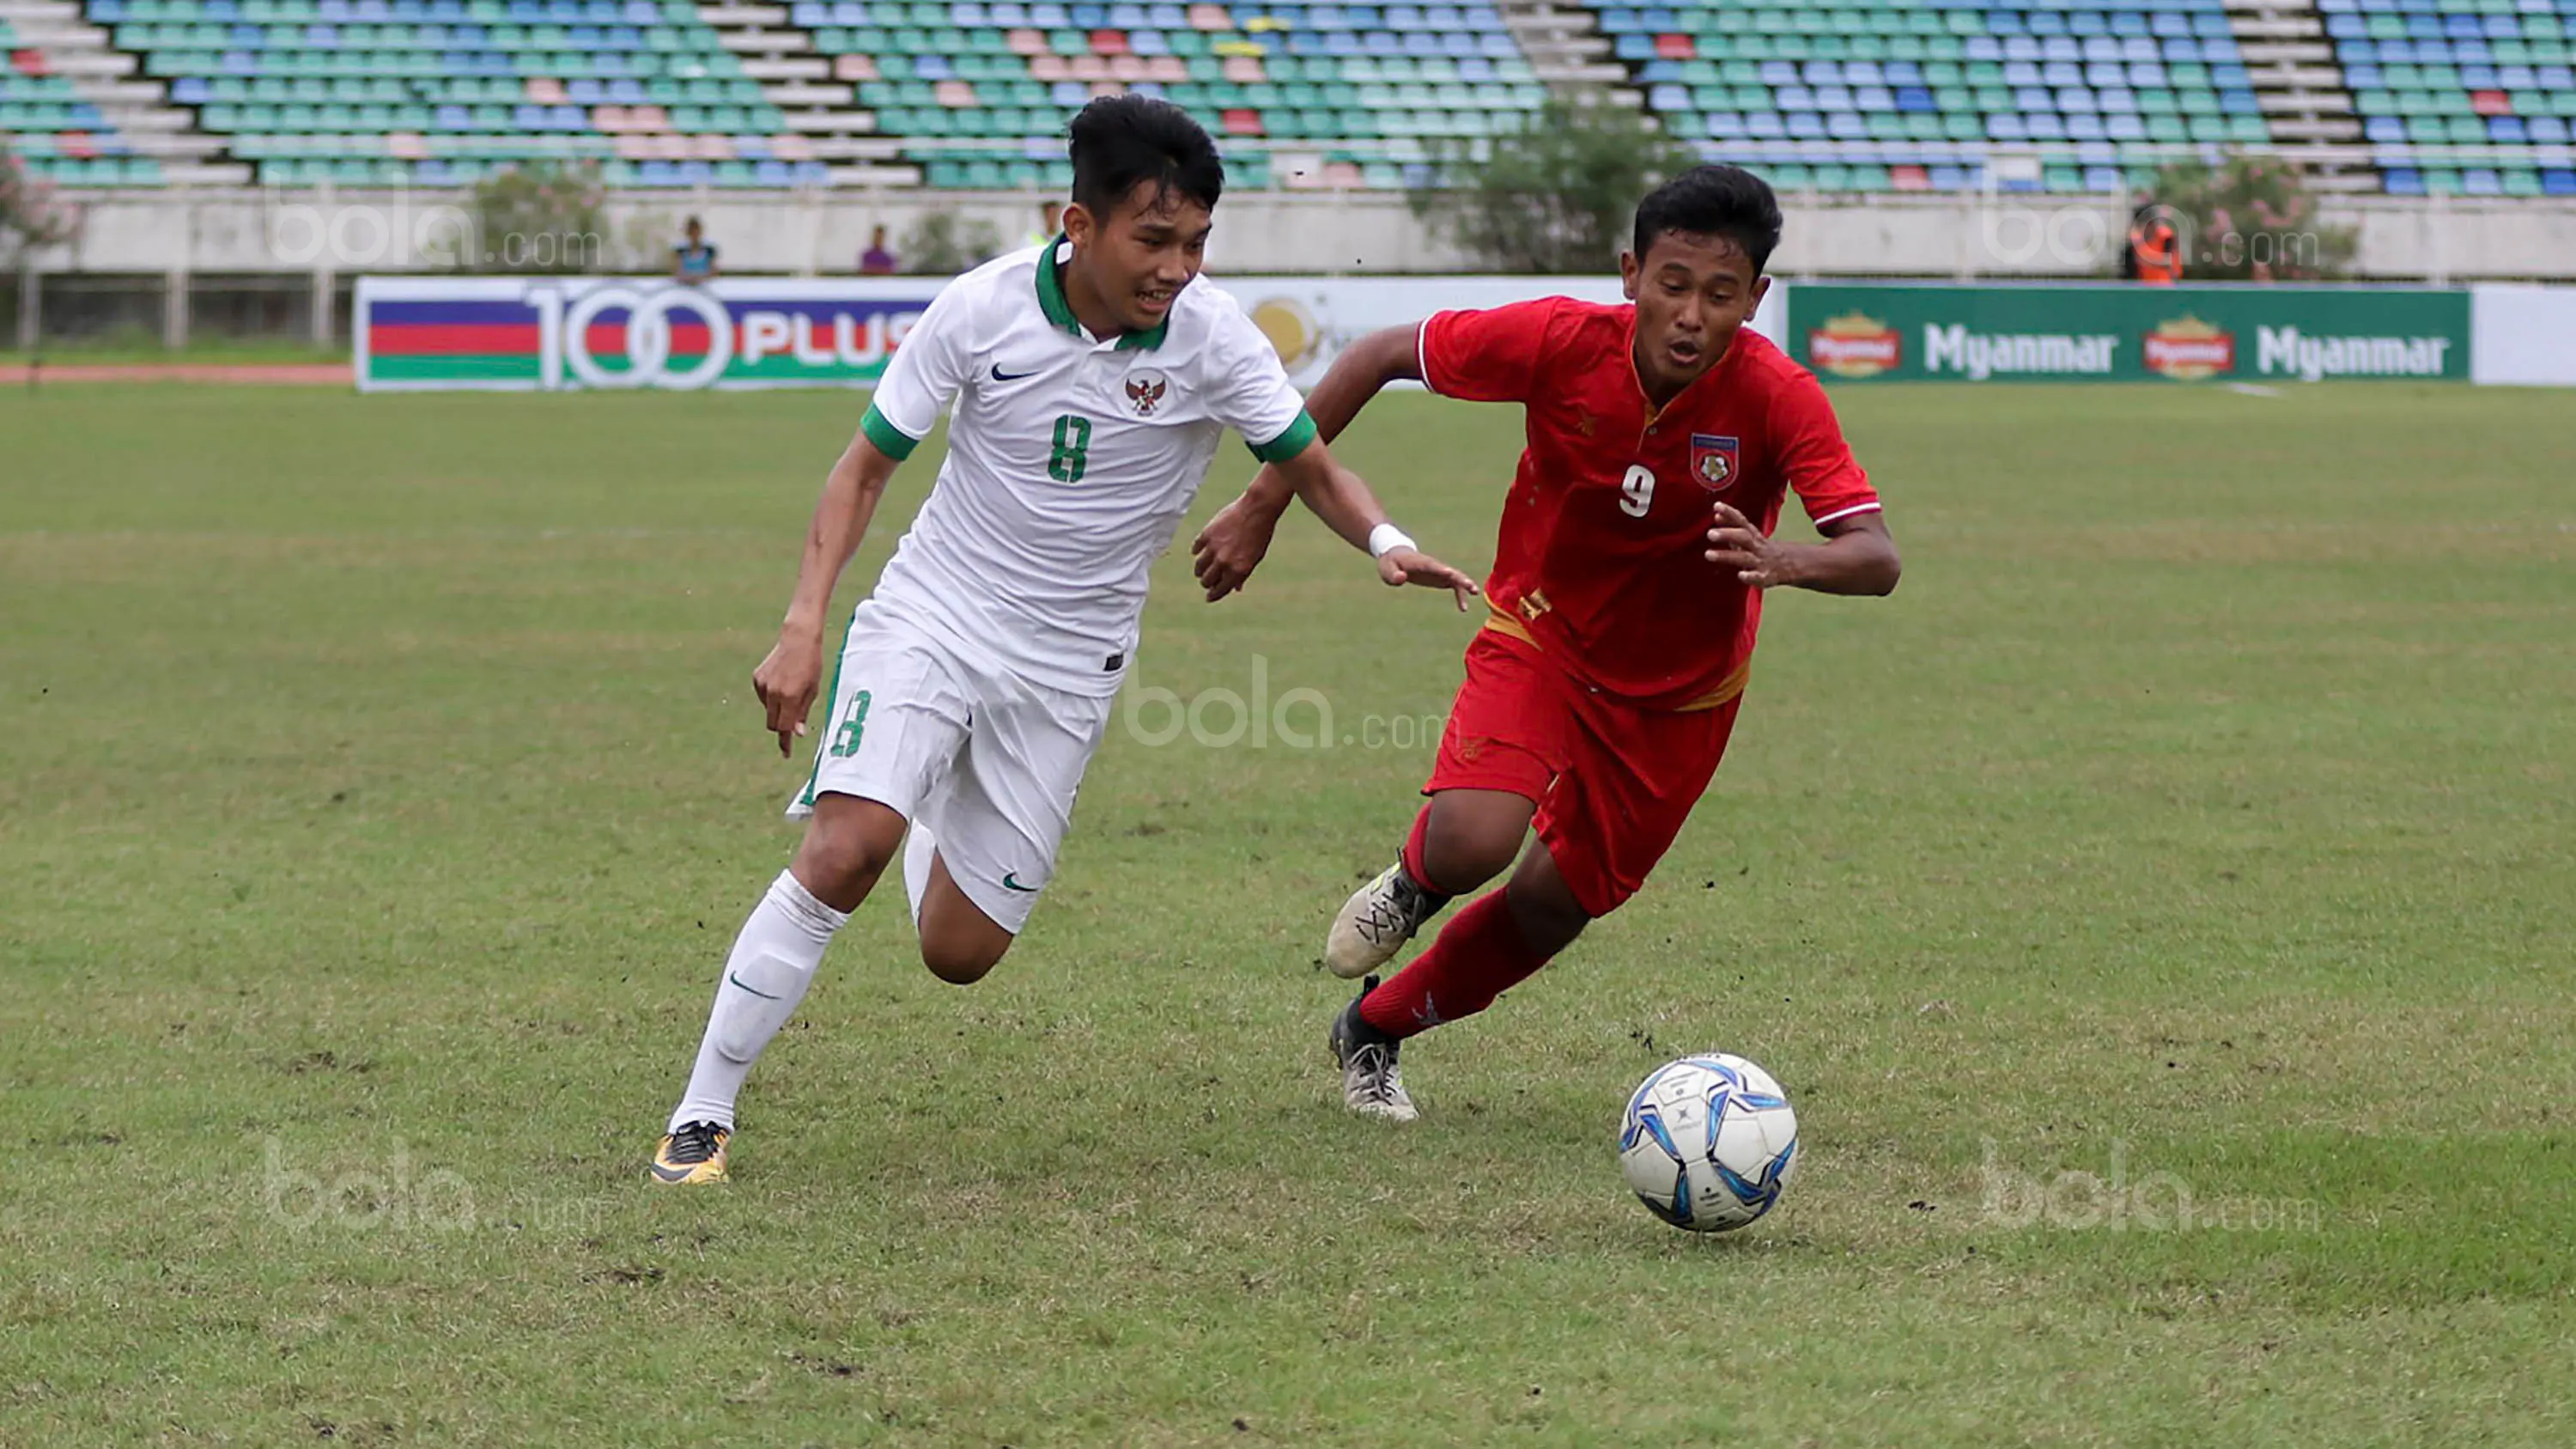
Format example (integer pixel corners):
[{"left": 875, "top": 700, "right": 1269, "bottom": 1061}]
[
  {"left": 1125, "top": 369, "right": 1169, "bottom": 416},
  {"left": 1690, "top": 434, "right": 1739, "bottom": 490}
]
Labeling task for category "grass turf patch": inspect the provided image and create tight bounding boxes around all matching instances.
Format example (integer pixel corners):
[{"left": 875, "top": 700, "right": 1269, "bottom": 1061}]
[{"left": 3, "top": 381, "right": 2572, "bottom": 1444}]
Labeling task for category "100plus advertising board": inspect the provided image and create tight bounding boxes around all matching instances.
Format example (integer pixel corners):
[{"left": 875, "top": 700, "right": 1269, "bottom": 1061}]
[
  {"left": 352, "top": 273, "right": 1735, "bottom": 393},
  {"left": 1787, "top": 283, "right": 2473, "bottom": 385},
  {"left": 355, "top": 277, "right": 948, "bottom": 392}
]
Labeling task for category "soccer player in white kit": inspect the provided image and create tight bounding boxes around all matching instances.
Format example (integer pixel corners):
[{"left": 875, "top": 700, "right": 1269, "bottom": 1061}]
[{"left": 653, "top": 97, "right": 1479, "bottom": 1184}]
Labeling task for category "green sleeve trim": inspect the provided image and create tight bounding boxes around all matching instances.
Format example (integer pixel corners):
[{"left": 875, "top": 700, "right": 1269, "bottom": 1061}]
[
  {"left": 860, "top": 402, "right": 920, "bottom": 460},
  {"left": 1246, "top": 409, "right": 1319, "bottom": 465}
]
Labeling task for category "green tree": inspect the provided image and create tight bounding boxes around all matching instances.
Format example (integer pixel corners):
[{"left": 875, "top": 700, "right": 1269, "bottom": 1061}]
[
  {"left": 469, "top": 161, "right": 609, "bottom": 274},
  {"left": 1, "top": 137, "right": 77, "bottom": 348},
  {"left": 899, "top": 210, "right": 1005, "bottom": 276},
  {"left": 1, "top": 137, "right": 77, "bottom": 257},
  {"left": 1410, "top": 96, "right": 1698, "bottom": 274},
  {"left": 2143, "top": 155, "right": 2356, "bottom": 282}
]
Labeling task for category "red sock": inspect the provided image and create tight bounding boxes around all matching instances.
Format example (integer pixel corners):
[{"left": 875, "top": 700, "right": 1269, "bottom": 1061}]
[
  {"left": 1360, "top": 888, "right": 1552, "bottom": 1039},
  {"left": 1400, "top": 803, "right": 1449, "bottom": 897}
]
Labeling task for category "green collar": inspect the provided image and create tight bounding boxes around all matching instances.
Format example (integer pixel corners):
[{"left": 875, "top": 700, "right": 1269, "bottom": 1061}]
[{"left": 1035, "top": 234, "right": 1170, "bottom": 351}]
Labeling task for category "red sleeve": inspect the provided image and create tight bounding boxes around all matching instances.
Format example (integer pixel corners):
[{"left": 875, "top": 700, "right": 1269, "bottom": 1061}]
[
  {"left": 1768, "top": 369, "right": 1880, "bottom": 528},
  {"left": 1416, "top": 298, "right": 1562, "bottom": 404}
]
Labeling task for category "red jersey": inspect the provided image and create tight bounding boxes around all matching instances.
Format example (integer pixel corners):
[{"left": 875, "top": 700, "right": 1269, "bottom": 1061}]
[{"left": 1418, "top": 298, "right": 1880, "bottom": 711}]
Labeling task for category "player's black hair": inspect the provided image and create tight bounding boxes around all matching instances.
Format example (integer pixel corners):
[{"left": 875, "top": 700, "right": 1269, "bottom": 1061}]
[
  {"left": 1067, "top": 95, "right": 1224, "bottom": 221},
  {"left": 1631, "top": 165, "right": 1783, "bottom": 276}
]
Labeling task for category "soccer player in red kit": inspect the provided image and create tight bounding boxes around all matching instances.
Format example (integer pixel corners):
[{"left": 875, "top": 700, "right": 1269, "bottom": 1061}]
[{"left": 1209, "top": 165, "right": 1901, "bottom": 1120}]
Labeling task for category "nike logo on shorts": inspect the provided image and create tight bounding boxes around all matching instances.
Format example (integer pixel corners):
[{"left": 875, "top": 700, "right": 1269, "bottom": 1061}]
[{"left": 1001, "top": 873, "right": 1040, "bottom": 892}]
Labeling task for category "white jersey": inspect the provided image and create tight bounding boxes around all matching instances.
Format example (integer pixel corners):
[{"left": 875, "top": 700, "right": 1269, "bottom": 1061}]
[{"left": 858, "top": 241, "right": 1316, "bottom": 697}]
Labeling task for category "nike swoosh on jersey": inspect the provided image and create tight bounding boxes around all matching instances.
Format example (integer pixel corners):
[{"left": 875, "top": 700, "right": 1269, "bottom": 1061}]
[
  {"left": 1000, "top": 873, "right": 1041, "bottom": 892},
  {"left": 990, "top": 363, "right": 1041, "bottom": 381}
]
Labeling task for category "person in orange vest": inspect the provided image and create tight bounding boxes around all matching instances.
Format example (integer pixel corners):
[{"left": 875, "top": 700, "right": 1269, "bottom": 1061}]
[{"left": 2129, "top": 209, "right": 2182, "bottom": 284}]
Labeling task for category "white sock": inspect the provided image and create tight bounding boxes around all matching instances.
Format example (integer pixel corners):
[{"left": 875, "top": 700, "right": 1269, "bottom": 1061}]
[
  {"left": 901, "top": 823, "right": 939, "bottom": 930},
  {"left": 669, "top": 869, "right": 849, "bottom": 1133}
]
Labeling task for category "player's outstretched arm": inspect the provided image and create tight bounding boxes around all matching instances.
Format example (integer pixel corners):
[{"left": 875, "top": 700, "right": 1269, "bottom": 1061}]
[
  {"left": 1188, "top": 320, "right": 1425, "bottom": 592},
  {"left": 1299, "top": 323, "right": 1424, "bottom": 442},
  {"left": 750, "top": 429, "right": 900, "bottom": 757},
  {"left": 1704, "top": 504, "right": 1901, "bottom": 595},
  {"left": 1192, "top": 437, "right": 1478, "bottom": 610}
]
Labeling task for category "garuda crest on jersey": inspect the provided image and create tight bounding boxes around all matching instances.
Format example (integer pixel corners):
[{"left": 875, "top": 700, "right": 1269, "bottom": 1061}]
[{"left": 1125, "top": 371, "right": 1170, "bottom": 417}]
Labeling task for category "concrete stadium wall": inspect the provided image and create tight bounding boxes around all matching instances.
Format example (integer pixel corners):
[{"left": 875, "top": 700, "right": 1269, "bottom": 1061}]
[{"left": 22, "top": 188, "right": 2576, "bottom": 284}]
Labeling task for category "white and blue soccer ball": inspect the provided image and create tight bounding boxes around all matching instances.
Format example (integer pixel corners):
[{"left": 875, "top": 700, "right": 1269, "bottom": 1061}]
[{"left": 1618, "top": 1053, "right": 1800, "bottom": 1233}]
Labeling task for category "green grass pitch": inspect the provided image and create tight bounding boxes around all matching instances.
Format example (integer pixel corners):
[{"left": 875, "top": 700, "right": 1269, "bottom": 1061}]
[{"left": 3, "top": 380, "right": 2573, "bottom": 1445}]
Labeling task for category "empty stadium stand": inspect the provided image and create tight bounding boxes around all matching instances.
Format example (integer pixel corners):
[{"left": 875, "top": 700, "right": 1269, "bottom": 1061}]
[
  {"left": 2322, "top": 0, "right": 2576, "bottom": 194},
  {"left": 2, "top": 0, "right": 2568, "bottom": 193},
  {"left": 711, "top": 0, "right": 1548, "bottom": 191},
  {"left": 5, "top": 0, "right": 241, "bottom": 182},
  {"left": 12, "top": 0, "right": 815, "bottom": 188},
  {"left": 1601, "top": 0, "right": 2271, "bottom": 194}
]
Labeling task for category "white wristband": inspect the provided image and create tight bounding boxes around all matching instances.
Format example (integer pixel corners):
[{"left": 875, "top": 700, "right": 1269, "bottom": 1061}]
[{"left": 1367, "top": 522, "right": 1418, "bottom": 560}]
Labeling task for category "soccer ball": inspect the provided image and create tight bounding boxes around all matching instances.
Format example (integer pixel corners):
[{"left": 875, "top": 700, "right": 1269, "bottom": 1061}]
[{"left": 1617, "top": 1053, "right": 1800, "bottom": 1233}]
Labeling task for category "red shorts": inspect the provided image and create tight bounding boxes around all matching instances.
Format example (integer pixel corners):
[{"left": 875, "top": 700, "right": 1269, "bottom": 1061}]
[{"left": 1425, "top": 629, "right": 1741, "bottom": 917}]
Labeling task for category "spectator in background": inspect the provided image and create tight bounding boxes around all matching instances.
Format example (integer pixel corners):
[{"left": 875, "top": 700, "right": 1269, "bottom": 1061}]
[
  {"left": 2127, "top": 205, "right": 2180, "bottom": 285},
  {"left": 859, "top": 224, "right": 897, "bottom": 276},
  {"left": 671, "top": 216, "right": 720, "bottom": 283},
  {"left": 1022, "top": 199, "right": 1061, "bottom": 250}
]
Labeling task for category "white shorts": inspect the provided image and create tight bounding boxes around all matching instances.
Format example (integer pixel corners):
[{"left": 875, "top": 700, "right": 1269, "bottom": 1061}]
[{"left": 787, "top": 600, "right": 1114, "bottom": 935}]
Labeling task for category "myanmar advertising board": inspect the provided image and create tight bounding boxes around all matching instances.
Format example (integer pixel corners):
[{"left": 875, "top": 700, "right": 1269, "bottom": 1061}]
[{"left": 1792, "top": 283, "right": 2471, "bottom": 385}]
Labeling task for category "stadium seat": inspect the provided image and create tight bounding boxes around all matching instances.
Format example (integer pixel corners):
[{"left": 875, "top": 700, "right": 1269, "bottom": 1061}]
[{"left": 54, "top": 0, "right": 770, "bottom": 184}]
